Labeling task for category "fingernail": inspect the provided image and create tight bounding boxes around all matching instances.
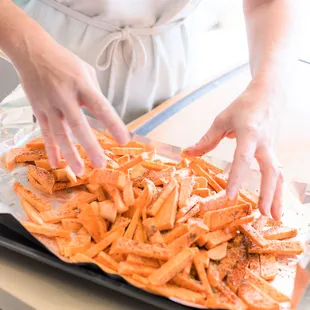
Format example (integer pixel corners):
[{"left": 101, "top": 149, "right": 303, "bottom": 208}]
[{"left": 92, "top": 155, "right": 106, "bottom": 169}]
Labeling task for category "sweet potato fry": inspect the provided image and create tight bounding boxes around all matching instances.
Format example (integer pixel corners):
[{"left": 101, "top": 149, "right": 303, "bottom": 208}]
[
  {"left": 52, "top": 169, "right": 68, "bottom": 182},
  {"left": 193, "top": 157, "right": 224, "bottom": 175},
  {"left": 213, "top": 173, "right": 228, "bottom": 189},
  {"left": 193, "top": 251, "right": 213, "bottom": 296},
  {"left": 61, "top": 219, "right": 83, "bottom": 232},
  {"left": 143, "top": 217, "right": 164, "bottom": 244},
  {"left": 60, "top": 191, "right": 97, "bottom": 211},
  {"left": 86, "top": 184, "right": 106, "bottom": 202},
  {"left": 172, "top": 273, "right": 204, "bottom": 293},
  {"left": 245, "top": 268, "right": 290, "bottom": 302},
  {"left": 35, "top": 159, "right": 67, "bottom": 170},
  {"left": 197, "top": 229, "right": 236, "bottom": 248},
  {"left": 169, "top": 224, "right": 209, "bottom": 255},
  {"left": 239, "top": 223, "right": 269, "bottom": 248},
  {"left": 110, "top": 237, "right": 172, "bottom": 260},
  {"left": 63, "top": 234, "right": 92, "bottom": 257},
  {"left": 141, "top": 160, "right": 169, "bottom": 171},
  {"left": 99, "top": 200, "right": 117, "bottom": 223},
  {"left": 192, "top": 188, "right": 210, "bottom": 198},
  {"left": 103, "top": 184, "right": 128, "bottom": 214},
  {"left": 154, "top": 186, "right": 179, "bottom": 230},
  {"left": 162, "top": 224, "right": 189, "bottom": 244},
  {"left": 124, "top": 207, "right": 140, "bottom": 239},
  {"left": 27, "top": 174, "right": 50, "bottom": 194},
  {"left": 111, "top": 147, "right": 144, "bottom": 156},
  {"left": 147, "top": 178, "right": 177, "bottom": 216},
  {"left": 133, "top": 220, "right": 146, "bottom": 243},
  {"left": 4, "top": 147, "right": 29, "bottom": 170},
  {"left": 15, "top": 149, "right": 47, "bottom": 163},
  {"left": 95, "top": 251, "right": 119, "bottom": 272},
  {"left": 238, "top": 281, "right": 280, "bottom": 310},
  {"left": 122, "top": 181, "right": 135, "bottom": 207},
  {"left": 126, "top": 254, "right": 160, "bottom": 268},
  {"left": 22, "top": 221, "right": 71, "bottom": 238},
  {"left": 176, "top": 195, "right": 202, "bottom": 220},
  {"left": 205, "top": 291, "right": 237, "bottom": 310},
  {"left": 26, "top": 137, "right": 45, "bottom": 150},
  {"left": 199, "top": 190, "right": 237, "bottom": 215},
  {"left": 89, "top": 168, "right": 128, "bottom": 190},
  {"left": 189, "top": 162, "right": 222, "bottom": 192},
  {"left": 118, "top": 151, "right": 154, "bottom": 172},
  {"left": 28, "top": 165, "right": 55, "bottom": 194},
  {"left": 193, "top": 176, "right": 208, "bottom": 189},
  {"left": 204, "top": 203, "right": 252, "bottom": 231},
  {"left": 52, "top": 178, "right": 86, "bottom": 192},
  {"left": 260, "top": 254, "right": 278, "bottom": 281},
  {"left": 182, "top": 261, "right": 192, "bottom": 276},
  {"left": 14, "top": 182, "right": 52, "bottom": 212},
  {"left": 252, "top": 215, "right": 269, "bottom": 231},
  {"left": 133, "top": 187, "right": 143, "bottom": 198},
  {"left": 130, "top": 274, "right": 149, "bottom": 286},
  {"left": 262, "top": 226, "right": 298, "bottom": 240},
  {"left": 117, "top": 154, "right": 130, "bottom": 165},
  {"left": 178, "top": 177, "right": 194, "bottom": 209},
  {"left": 266, "top": 218, "right": 283, "bottom": 227},
  {"left": 90, "top": 202, "right": 107, "bottom": 237},
  {"left": 20, "top": 198, "right": 44, "bottom": 225},
  {"left": 223, "top": 214, "right": 255, "bottom": 229},
  {"left": 239, "top": 188, "right": 258, "bottom": 209},
  {"left": 249, "top": 253, "right": 261, "bottom": 276},
  {"left": 148, "top": 248, "right": 196, "bottom": 286},
  {"left": 226, "top": 259, "right": 249, "bottom": 293},
  {"left": 176, "top": 204, "right": 200, "bottom": 224},
  {"left": 207, "top": 242, "right": 227, "bottom": 260},
  {"left": 119, "top": 262, "right": 156, "bottom": 277},
  {"left": 55, "top": 237, "right": 71, "bottom": 256},
  {"left": 248, "top": 240, "right": 304, "bottom": 255},
  {"left": 41, "top": 209, "right": 78, "bottom": 224}
]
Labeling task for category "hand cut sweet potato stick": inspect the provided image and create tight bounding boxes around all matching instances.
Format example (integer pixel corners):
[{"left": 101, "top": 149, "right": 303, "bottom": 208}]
[
  {"left": 26, "top": 137, "right": 45, "bottom": 150},
  {"left": 143, "top": 218, "right": 164, "bottom": 244},
  {"left": 249, "top": 254, "right": 261, "bottom": 276},
  {"left": 35, "top": 159, "right": 67, "bottom": 170},
  {"left": 124, "top": 207, "right": 140, "bottom": 240},
  {"left": 15, "top": 149, "right": 47, "bottom": 163},
  {"left": 199, "top": 190, "right": 237, "bottom": 215},
  {"left": 135, "top": 180, "right": 155, "bottom": 210},
  {"left": 198, "top": 250, "right": 210, "bottom": 268},
  {"left": 85, "top": 226, "right": 125, "bottom": 258},
  {"left": 176, "top": 204, "right": 200, "bottom": 224},
  {"left": 133, "top": 187, "right": 143, "bottom": 199},
  {"left": 197, "top": 229, "right": 236, "bottom": 248},
  {"left": 141, "top": 160, "right": 170, "bottom": 171},
  {"left": 223, "top": 214, "right": 255, "bottom": 229},
  {"left": 111, "top": 147, "right": 144, "bottom": 156},
  {"left": 22, "top": 221, "right": 71, "bottom": 238},
  {"left": 14, "top": 182, "right": 52, "bottom": 212},
  {"left": 154, "top": 186, "right": 179, "bottom": 231},
  {"left": 148, "top": 248, "right": 196, "bottom": 286},
  {"left": 239, "top": 188, "right": 258, "bottom": 209},
  {"left": 89, "top": 168, "right": 128, "bottom": 190},
  {"left": 205, "top": 291, "right": 236, "bottom": 310},
  {"left": 28, "top": 165, "right": 55, "bottom": 194},
  {"left": 60, "top": 192, "right": 97, "bottom": 211},
  {"left": 103, "top": 184, "right": 128, "bottom": 214},
  {"left": 56, "top": 237, "right": 70, "bottom": 256},
  {"left": 41, "top": 209, "right": 78, "bottom": 224},
  {"left": 27, "top": 175, "right": 50, "bottom": 194},
  {"left": 207, "top": 242, "right": 228, "bottom": 260},
  {"left": 204, "top": 203, "right": 252, "bottom": 231},
  {"left": 193, "top": 251, "right": 213, "bottom": 297},
  {"left": 266, "top": 218, "right": 283, "bottom": 227},
  {"left": 252, "top": 215, "right": 269, "bottom": 231},
  {"left": 133, "top": 220, "right": 146, "bottom": 242},
  {"left": 64, "top": 234, "right": 92, "bottom": 257},
  {"left": 238, "top": 281, "right": 280, "bottom": 310},
  {"left": 99, "top": 200, "right": 117, "bottom": 223},
  {"left": 52, "top": 178, "right": 86, "bottom": 192},
  {"left": 4, "top": 147, "right": 29, "bottom": 170},
  {"left": 172, "top": 273, "right": 204, "bottom": 293},
  {"left": 244, "top": 268, "right": 290, "bottom": 303},
  {"left": 21, "top": 198, "right": 44, "bottom": 225},
  {"left": 193, "top": 157, "right": 224, "bottom": 175},
  {"left": 90, "top": 202, "right": 107, "bottom": 237},
  {"left": 61, "top": 219, "right": 83, "bottom": 232},
  {"left": 95, "top": 251, "right": 119, "bottom": 272},
  {"left": 262, "top": 226, "right": 298, "bottom": 240},
  {"left": 126, "top": 254, "right": 160, "bottom": 268},
  {"left": 193, "top": 176, "right": 208, "bottom": 189},
  {"left": 178, "top": 177, "right": 194, "bottom": 209},
  {"left": 169, "top": 224, "right": 209, "bottom": 255},
  {"left": 147, "top": 178, "right": 177, "bottom": 216},
  {"left": 176, "top": 195, "right": 202, "bottom": 219},
  {"left": 248, "top": 240, "right": 304, "bottom": 255},
  {"left": 182, "top": 261, "right": 192, "bottom": 275},
  {"left": 118, "top": 151, "right": 154, "bottom": 172},
  {"left": 260, "top": 254, "right": 278, "bottom": 281},
  {"left": 162, "top": 224, "right": 189, "bottom": 244},
  {"left": 192, "top": 188, "right": 210, "bottom": 198},
  {"left": 119, "top": 262, "right": 156, "bottom": 277},
  {"left": 122, "top": 181, "right": 135, "bottom": 208},
  {"left": 86, "top": 184, "right": 106, "bottom": 202},
  {"left": 239, "top": 223, "right": 269, "bottom": 248},
  {"left": 189, "top": 162, "right": 222, "bottom": 192},
  {"left": 52, "top": 169, "right": 68, "bottom": 182},
  {"left": 213, "top": 173, "right": 228, "bottom": 188},
  {"left": 117, "top": 154, "right": 130, "bottom": 165},
  {"left": 110, "top": 237, "right": 172, "bottom": 260},
  {"left": 226, "top": 259, "right": 249, "bottom": 293}
]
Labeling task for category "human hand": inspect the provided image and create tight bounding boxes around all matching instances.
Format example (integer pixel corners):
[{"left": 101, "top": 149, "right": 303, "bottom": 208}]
[
  {"left": 183, "top": 80, "right": 284, "bottom": 220},
  {"left": 16, "top": 41, "right": 130, "bottom": 176}
]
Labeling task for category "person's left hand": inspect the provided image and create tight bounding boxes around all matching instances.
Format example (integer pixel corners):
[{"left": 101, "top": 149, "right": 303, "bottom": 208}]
[{"left": 183, "top": 79, "right": 285, "bottom": 220}]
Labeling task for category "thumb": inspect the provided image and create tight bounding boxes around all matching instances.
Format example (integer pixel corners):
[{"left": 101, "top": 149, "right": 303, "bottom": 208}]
[{"left": 183, "top": 119, "right": 225, "bottom": 157}]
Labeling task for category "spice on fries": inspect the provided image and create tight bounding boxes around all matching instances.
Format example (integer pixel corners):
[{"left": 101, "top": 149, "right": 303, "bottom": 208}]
[{"left": 5, "top": 131, "right": 304, "bottom": 309}]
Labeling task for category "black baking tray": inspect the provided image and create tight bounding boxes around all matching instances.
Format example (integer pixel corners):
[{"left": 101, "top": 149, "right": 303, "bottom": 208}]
[{"left": 0, "top": 215, "right": 212, "bottom": 310}]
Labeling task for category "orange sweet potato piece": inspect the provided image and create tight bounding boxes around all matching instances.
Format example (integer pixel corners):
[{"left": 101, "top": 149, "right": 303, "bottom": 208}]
[
  {"left": 111, "top": 147, "right": 144, "bottom": 156},
  {"left": 126, "top": 255, "right": 160, "bottom": 268},
  {"left": 148, "top": 248, "right": 196, "bottom": 286},
  {"left": 86, "top": 184, "right": 106, "bottom": 202},
  {"left": 119, "top": 262, "right": 156, "bottom": 277},
  {"left": 26, "top": 137, "right": 45, "bottom": 150},
  {"left": 226, "top": 259, "right": 249, "bottom": 293},
  {"left": 193, "top": 157, "right": 224, "bottom": 175},
  {"left": 172, "top": 273, "right": 204, "bottom": 293},
  {"left": 213, "top": 173, "right": 228, "bottom": 189},
  {"left": 252, "top": 215, "right": 269, "bottom": 231},
  {"left": 239, "top": 188, "right": 258, "bottom": 209},
  {"left": 249, "top": 253, "right": 261, "bottom": 276},
  {"left": 124, "top": 207, "right": 141, "bottom": 240},
  {"left": 117, "top": 154, "right": 130, "bottom": 165},
  {"left": 192, "top": 188, "right": 210, "bottom": 198},
  {"left": 143, "top": 217, "right": 165, "bottom": 244},
  {"left": 141, "top": 160, "right": 170, "bottom": 171},
  {"left": 238, "top": 281, "right": 280, "bottom": 310},
  {"left": 89, "top": 168, "right": 128, "bottom": 190},
  {"left": 178, "top": 177, "right": 194, "bottom": 209},
  {"left": 20, "top": 198, "right": 44, "bottom": 225},
  {"left": 61, "top": 219, "right": 83, "bottom": 232},
  {"left": 176, "top": 204, "right": 200, "bottom": 225},
  {"left": 95, "top": 251, "right": 119, "bottom": 272},
  {"left": 15, "top": 149, "right": 47, "bottom": 163},
  {"left": 41, "top": 209, "right": 78, "bottom": 224},
  {"left": 193, "top": 176, "right": 208, "bottom": 189},
  {"left": 22, "top": 221, "right": 71, "bottom": 238},
  {"left": 162, "top": 224, "right": 189, "bottom": 244},
  {"left": 207, "top": 242, "right": 228, "bottom": 260},
  {"left": 60, "top": 191, "right": 97, "bottom": 211},
  {"left": 118, "top": 151, "right": 154, "bottom": 172},
  {"left": 99, "top": 200, "right": 117, "bottom": 223},
  {"left": 262, "top": 226, "right": 298, "bottom": 240},
  {"left": 239, "top": 223, "right": 269, "bottom": 248},
  {"left": 28, "top": 165, "right": 55, "bottom": 194},
  {"left": 204, "top": 203, "right": 252, "bottom": 231},
  {"left": 63, "top": 234, "right": 92, "bottom": 257},
  {"left": 197, "top": 229, "right": 236, "bottom": 249},
  {"left": 248, "top": 240, "right": 304, "bottom": 255},
  {"left": 123, "top": 181, "right": 135, "bottom": 207},
  {"left": 260, "top": 254, "right": 278, "bottom": 281},
  {"left": 35, "top": 159, "right": 67, "bottom": 170},
  {"left": 14, "top": 182, "right": 52, "bottom": 211},
  {"left": 4, "top": 147, "right": 28, "bottom": 170},
  {"left": 103, "top": 184, "right": 128, "bottom": 214},
  {"left": 223, "top": 214, "right": 255, "bottom": 229}
]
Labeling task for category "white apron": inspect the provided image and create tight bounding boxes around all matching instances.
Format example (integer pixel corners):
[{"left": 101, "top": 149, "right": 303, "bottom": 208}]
[{"left": 7, "top": 0, "right": 208, "bottom": 123}]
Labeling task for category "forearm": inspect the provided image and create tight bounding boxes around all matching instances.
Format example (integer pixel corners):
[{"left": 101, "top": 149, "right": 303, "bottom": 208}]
[
  {"left": 243, "top": 0, "right": 299, "bottom": 87},
  {"left": 0, "top": 1, "right": 54, "bottom": 69}
]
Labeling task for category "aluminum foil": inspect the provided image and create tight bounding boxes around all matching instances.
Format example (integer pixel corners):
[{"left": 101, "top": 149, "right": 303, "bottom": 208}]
[{"left": 0, "top": 112, "right": 309, "bottom": 309}]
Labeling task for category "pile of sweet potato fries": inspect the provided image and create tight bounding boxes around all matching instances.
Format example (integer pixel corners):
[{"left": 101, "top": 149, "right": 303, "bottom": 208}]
[{"left": 4, "top": 129, "right": 304, "bottom": 309}]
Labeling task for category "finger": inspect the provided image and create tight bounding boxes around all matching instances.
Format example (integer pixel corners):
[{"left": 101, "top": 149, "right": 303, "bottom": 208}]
[
  {"left": 226, "top": 132, "right": 257, "bottom": 199},
  {"left": 34, "top": 111, "right": 61, "bottom": 168},
  {"left": 183, "top": 117, "right": 225, "bottom": 157},
  {"left": 48, "top": 109, "right": 84, "bottom": 176},
  {"left": 270, "top": 170, "right": 284, "bottom": 220},
  {"left": 80, "top": 88, "right": 130, "bottom": 145},
  {"left": 256, "top": 149, "right": 280, "bottom": 217},
  {"left": 61, "top": 104, "right": 106, "bottom": 169}
]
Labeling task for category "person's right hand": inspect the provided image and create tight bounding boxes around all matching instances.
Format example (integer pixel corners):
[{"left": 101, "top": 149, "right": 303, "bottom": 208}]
[{"left": 16, "top": 41, "right": 130, "bottom": 176}]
